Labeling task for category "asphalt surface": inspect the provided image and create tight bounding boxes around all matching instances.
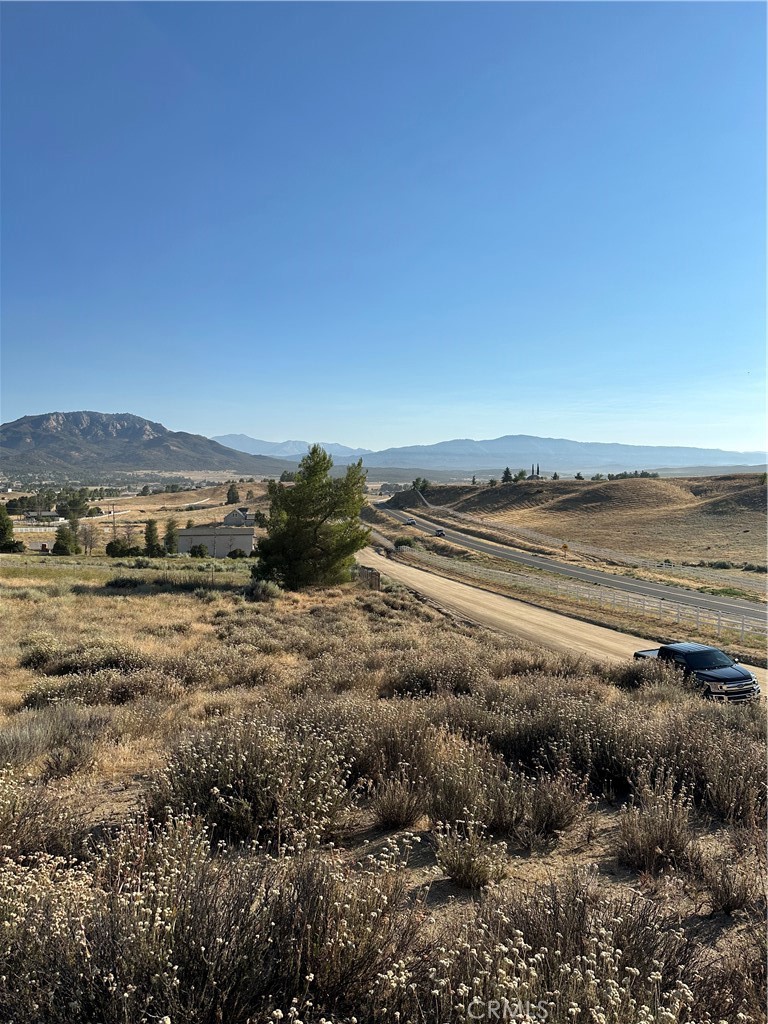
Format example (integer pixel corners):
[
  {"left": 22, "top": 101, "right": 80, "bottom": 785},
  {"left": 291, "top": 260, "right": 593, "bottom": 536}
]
[
  {"left": 358, "top": 549, "right": 768, "bottom": 684},
  {"left": 383, "top": 508, "right": 768, "bottom": 625}
]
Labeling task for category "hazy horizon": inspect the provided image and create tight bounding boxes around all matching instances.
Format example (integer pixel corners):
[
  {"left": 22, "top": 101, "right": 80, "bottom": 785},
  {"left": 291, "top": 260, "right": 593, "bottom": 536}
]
[{"left": 2, "top": 3, "right": 765, "bottom": 451}]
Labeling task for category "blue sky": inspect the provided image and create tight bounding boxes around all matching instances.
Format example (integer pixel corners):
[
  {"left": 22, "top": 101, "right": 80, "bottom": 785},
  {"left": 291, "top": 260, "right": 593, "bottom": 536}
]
[{"left": 2, "top": 2, "right": 765, "bottom": 451}]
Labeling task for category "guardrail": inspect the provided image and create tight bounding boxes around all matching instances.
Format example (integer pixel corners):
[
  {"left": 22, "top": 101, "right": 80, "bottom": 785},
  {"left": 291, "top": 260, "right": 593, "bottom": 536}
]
[{"left": 400, "top": 547, "right": 767, "bottom": 642}]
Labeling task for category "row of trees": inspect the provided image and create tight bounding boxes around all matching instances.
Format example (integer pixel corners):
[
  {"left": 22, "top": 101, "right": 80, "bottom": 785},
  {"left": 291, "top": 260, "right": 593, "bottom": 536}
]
[
  {"left": 103, "top": 518, "right": 181, "bottom": 558},
  {"left": 5, "top": 486, "right": 122, "bottom": 517},
  {"left": 48, "top": 517, "right": 184, "bottom": 557}
]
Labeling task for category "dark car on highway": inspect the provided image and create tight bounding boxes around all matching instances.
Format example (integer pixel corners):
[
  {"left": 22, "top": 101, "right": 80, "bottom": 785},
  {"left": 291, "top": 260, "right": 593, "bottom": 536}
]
[{"left": 434, "top": 528, "right": 446, "bottom": 537}]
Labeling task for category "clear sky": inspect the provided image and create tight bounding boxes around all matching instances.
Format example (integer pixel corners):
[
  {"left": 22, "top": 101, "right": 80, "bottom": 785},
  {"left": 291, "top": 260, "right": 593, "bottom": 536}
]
[{"left": 1, "top": 2, "right": 765, "bottom": 452}]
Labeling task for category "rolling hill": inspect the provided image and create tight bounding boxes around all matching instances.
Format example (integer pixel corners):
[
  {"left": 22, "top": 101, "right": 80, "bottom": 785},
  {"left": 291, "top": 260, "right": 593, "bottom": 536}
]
[
  {"left": 388, "top": 475, "right": 767, "bottom": 563},
  {"left": 0, "top": 412, "right": 294, "bottom": 477}
]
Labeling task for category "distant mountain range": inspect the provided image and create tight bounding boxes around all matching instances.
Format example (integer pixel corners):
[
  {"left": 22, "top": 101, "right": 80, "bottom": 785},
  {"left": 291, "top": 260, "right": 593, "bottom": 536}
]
[
  {"left": 216, "top": 431, "right": 766, "bottom": 474},
  {"left": 212, "top": 434, "right": 372, "bottom": 460},
  {"left": 2, "top": 413, "right": 764, "bottom": 480},
  {"left": 0, "top": 412, "right": 294, "bottom": 477}
]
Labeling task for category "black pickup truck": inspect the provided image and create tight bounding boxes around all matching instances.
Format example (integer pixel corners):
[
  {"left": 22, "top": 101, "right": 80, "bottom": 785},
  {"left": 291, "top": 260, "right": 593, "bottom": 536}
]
[{"left": 634, "top": 642, "right": 760, "bottom": 701}]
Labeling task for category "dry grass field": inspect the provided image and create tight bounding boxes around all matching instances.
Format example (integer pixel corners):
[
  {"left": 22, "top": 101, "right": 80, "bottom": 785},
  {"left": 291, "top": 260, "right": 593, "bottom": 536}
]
[
  {"left": 0, "top": 556, "right": 765, "bottom": 1023},
  {"left": 406, "top": 475, "right": 767, "bottom": 566}
]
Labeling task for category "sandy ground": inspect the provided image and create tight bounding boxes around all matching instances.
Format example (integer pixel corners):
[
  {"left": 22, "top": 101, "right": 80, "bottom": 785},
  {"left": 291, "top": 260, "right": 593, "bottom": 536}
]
[{"left": 357, "top": 548, "right": 768, "bottom": 685}]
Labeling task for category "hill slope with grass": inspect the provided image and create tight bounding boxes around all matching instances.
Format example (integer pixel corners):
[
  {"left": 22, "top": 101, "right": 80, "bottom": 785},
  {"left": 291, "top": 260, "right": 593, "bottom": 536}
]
[
  {"left": 0, "top": 412, "right": 294, "bottom": 477},
  {"left": 390, "top": 474, "right": 767, "bottom": 562}
]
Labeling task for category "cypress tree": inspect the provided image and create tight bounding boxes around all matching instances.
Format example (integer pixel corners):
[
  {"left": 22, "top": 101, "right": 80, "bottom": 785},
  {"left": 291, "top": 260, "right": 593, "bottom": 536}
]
[
  {"left": 144, "top": 519, "right": 163, "bottom": 557},
  {"left": 164, "top": 517, "right": 179, "bottom": 554}
]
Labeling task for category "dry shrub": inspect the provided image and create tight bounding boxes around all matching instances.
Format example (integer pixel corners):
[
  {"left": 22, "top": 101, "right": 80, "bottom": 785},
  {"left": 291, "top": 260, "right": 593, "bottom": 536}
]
[
  {"left": 687, "top": 828, "right": 767, "bottom": 915},
  {"left": 286, "top": 697, "right": 438, "bottom": 787},
  {"left": 370, "top": 765, "right": 426, "bottom": 829},
  {"left": 489, "top": 647, "right": 587, "bottom": 679},
  {"left": 22, "top": 668, "right": 185, "bottom": 709},
  {"left": 0, "top": 815, "right": 426, "bottom": 1024},
  {"left": 600, "top": 657, "right": 682, "bottom": 691},
  {"left": 615, "top": 777, "right": 692, "bottom": 874},
  {"left": 511, "top": 769, "right": 590, "bottom": 850},
  {"left": 148, "top": 717, "right": 350, "bottom": 849},
  {"left": 433, "top": 818, "right": 507, "bottom": 889},
  {"left": 0, "top": 768, "right": 86, "bottom": 857},
  {"left": 20, "top": 636, "right": 151, "bottom": 678},
  {"left": 381, "top": 651, "right": 491, "bottom": 698},
  {"left": 428, "top": 737, "right": 588, "bottom": 850},
  {"left": 296, "top": 650, "right": 370, "bottom": 695},
  {"left": 142, "top": 622, "right": 191, "bottom": 637},
  {"left": 0, "top": 705, "right": 116, "bottom": 771},
  {"left": 18, "top": 630, "right": 62, "bottom": 669}
]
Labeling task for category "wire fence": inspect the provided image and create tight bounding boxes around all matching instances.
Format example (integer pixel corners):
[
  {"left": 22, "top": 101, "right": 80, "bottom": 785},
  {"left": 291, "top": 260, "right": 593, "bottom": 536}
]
[{"left": 401, "top": 547, "right": 767, "bottom": 642}]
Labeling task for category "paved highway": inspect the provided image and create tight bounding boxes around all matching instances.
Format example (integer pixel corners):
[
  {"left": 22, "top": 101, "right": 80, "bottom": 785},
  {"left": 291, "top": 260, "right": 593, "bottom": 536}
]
[
  {"left": 358, "top": 549, "right": 768, "bottom": 683},
  {"left": 382, "top": 508, "right": 768, "bottom": 625}
]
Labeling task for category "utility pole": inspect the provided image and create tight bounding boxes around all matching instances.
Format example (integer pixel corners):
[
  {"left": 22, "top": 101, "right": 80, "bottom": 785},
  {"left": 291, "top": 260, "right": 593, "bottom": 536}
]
[{"left": 111, "top": 503, "right": 117, "bottom": 541}]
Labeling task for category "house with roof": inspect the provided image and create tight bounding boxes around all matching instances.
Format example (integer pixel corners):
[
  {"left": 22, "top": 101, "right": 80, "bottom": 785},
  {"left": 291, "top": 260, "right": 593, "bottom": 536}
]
[{"left": 222, "top": 506, "right": 261, "bottom": 526}]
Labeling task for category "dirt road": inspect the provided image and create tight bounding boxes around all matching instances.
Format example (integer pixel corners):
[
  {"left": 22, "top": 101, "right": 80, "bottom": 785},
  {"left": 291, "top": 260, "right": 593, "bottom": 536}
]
[{"left": 358, "top": 549, "right": 768, "bottom": 685}]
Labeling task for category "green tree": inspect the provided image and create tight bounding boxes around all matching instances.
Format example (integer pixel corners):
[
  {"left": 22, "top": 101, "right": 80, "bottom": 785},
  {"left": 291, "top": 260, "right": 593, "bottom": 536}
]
[
  {"left": 190, "top": 544, "right": 208, "bottom": 558},
  {"left": 0, "top": 505, "right": 23, "bottom": 553},
  {"left": 501, "top": 467, "right": 513, "bottom": 484},
  {"left": 164, "top": 517, "right": 179, "bottom": 554},
  {"left": 256, "top": 445, "right": 370, "bottom": 589},
  {"left": 513, "top": 469, "right": 527, "bottom": 483},
  {"left": 144, "top": 519, "right": 163, "bottom": 557},
  {"left": 552, "top": 472, "right": 560, "bottom": 481},
  {"left": 106, "top": 538, "right": 141, "bottom": 557},
  {"left": 0, "top": 505, "right": 14, "bottom": 549},
  {"left": 226, "top": 482, "right": 240, "bottom": 505},
  {"left": 574, "top": 472, "right": 584, "bottom": 481},
  {"left": 411, "top": 477, "right": 430, "bottom": 493},
  {"left": 186, "top": 519, "right": 194, "bottom": 530},
  {"left": 471, "top": 475, "right": 477, "bottom": 486},
  {"left": 488, "top": 478, "right": 498, "bottom": 488},
  {"left": 52, "top": 525, "right": 79, "bottom": 556}
]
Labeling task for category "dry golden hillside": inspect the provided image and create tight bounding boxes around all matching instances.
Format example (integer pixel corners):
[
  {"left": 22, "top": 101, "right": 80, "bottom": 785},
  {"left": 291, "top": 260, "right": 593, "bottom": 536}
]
[{"left": 414, "top": 475, "right": 767, "bottom": 563}]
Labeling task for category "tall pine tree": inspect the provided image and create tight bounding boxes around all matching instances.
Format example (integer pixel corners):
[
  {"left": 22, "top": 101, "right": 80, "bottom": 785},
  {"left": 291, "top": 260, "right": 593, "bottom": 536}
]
[{"left": 256, "top": 445, "right": 370, "bottom": 589}]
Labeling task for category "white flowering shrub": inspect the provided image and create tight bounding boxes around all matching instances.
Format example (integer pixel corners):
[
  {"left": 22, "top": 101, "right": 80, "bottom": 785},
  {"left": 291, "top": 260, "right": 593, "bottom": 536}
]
[
  {"left": 615, "top": 777, "right": 693, "bottom": 875},
  {"left": 434, "top": 818, "right": 508, "bottom": 889},
  {"left": 0, "top": 767, "right": 83, "bottom": 857},
  {"left": 149, "top": 718, "right": 350, "bottom": 849}
]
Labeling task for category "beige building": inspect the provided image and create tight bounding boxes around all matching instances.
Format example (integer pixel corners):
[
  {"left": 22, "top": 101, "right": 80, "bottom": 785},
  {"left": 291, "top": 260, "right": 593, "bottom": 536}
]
[{"left": 177, "top": 526, "right": 255, "bottom": 558}]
